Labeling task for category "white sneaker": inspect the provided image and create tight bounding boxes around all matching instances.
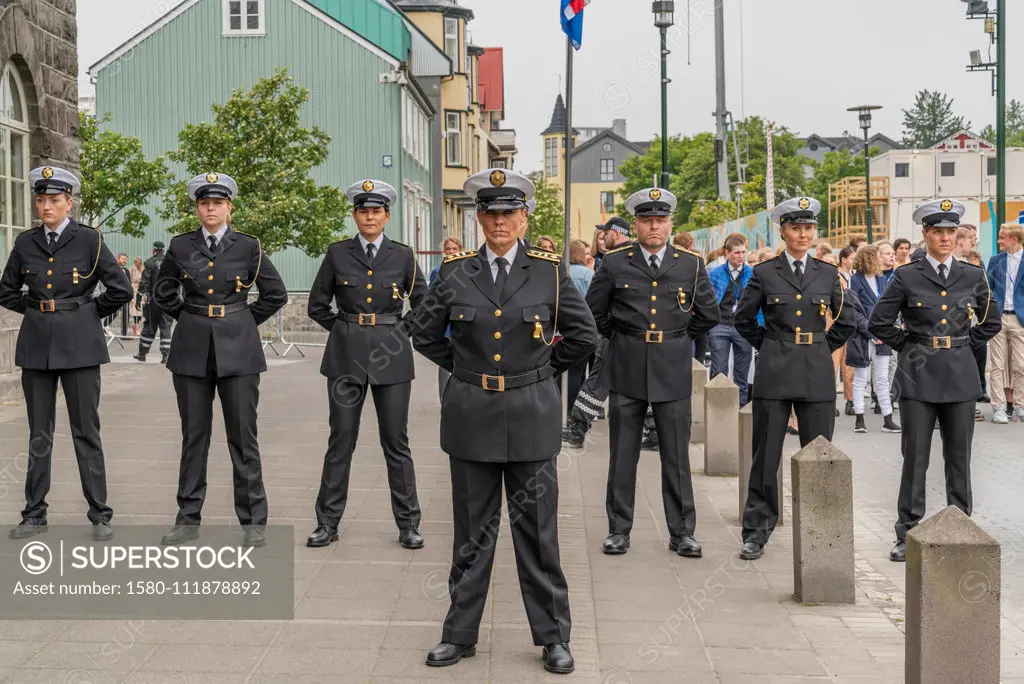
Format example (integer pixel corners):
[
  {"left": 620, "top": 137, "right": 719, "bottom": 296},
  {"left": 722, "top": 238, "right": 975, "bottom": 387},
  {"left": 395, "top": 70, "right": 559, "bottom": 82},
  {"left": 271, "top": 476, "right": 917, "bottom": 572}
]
[
  {"left": 1015, "top": 408, "right": 1024, "bottom": 423},
  {"left": 993, "top": 409, "right": 1010, "bottom": 424}
]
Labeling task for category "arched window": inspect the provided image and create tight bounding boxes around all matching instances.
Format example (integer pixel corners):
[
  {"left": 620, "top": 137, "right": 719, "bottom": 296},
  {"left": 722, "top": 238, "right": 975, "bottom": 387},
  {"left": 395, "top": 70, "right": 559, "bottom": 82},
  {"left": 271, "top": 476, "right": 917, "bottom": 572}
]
[{"left": 1, "top": 62, "right": 31, "bottom": 253}]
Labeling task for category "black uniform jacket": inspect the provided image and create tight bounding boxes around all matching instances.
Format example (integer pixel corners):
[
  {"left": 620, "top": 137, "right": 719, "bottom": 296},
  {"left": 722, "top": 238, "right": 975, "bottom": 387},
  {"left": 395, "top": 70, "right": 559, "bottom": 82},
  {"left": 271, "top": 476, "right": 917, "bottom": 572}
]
[
  {"left": 308, "top": 235, "right": 427, "bottom": 383},
  {"left": 0, "top": 220, "right": 133, "bottom": 370},
  {"left": 154, "top": 227, "right": 287, "bottom": 378},
  {"left": 412, "top": 244, "right": 598, "bottom": 463},
  {"left": 735, "top": 255, "right": 856, "bottom": 402},
  {"left": 868, "top": 258, "right": 1000, "bottom": 403},
  {"left": 585, "top": 243, "right": 719, "bottom": 402}
]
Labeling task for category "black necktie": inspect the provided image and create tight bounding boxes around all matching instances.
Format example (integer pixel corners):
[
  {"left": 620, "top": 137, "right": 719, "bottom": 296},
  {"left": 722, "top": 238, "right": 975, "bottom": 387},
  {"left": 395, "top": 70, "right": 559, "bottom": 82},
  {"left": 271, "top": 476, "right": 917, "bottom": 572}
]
[
  {"left": 367, "top": 243, "right": 376, "bottom": 263},
  {"left": 649, "top": 254, "right": 659, "bottom": 273},
  {"left": 494, "top": 256, "right": 509, "bottom": 299},
  {"left": 938, "top": 263, "right": 947, "bottom": 281},
  {"left": 47, "top": 231, "right": 58, "bottom": 251},
  {"left": 793, "top": 259, "right": 804, "bottom": 284},
  {"left": 208, "top": 236, "right": 218, "bottom": 254}
]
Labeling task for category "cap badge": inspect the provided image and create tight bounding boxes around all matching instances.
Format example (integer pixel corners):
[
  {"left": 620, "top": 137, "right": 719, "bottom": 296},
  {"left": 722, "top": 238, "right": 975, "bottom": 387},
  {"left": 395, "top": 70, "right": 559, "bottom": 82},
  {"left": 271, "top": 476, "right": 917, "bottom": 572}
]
[
  {"left": 206, "top": 172, "right": 218, "bottom": 183},
  {"left": 490, "top": 170, "right": 506, "bottom": 187},
  {"left": 798, "top": 197, "right": 810, "bottom": 210},
  {"left": 362, "top": 180, "right": 375, "bottom": 193},
  {"left": 940, "top": 199, "right": 953, "bottom": 212},
  {"left": 649, "top": 189, "right": 662, "bottom": 201},
  {"left": 41, "top": 167, "right": 54, "bottom": 179}
]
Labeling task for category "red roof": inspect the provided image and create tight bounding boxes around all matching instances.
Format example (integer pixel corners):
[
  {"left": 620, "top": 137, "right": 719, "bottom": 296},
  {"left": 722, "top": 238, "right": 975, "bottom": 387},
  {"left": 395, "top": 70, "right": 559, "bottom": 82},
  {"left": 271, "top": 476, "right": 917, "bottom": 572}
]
[{"left": 478, "top": 48, "right": 504, "bottom": 114}]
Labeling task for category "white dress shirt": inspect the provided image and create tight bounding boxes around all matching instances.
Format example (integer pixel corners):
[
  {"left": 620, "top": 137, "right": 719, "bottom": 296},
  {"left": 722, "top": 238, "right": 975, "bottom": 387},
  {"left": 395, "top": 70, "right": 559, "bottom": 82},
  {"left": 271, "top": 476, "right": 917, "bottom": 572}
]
[
  {"left": 783, "top": 251, "right": 809, "bottom": 274},
  {"left": 925, "top": 253, "right": 955, "bottom": 277},
  {"left": 201, "top": 224, "right": 229, "bottom": 246},
  {"left": 43, "top": 217, "right": 71, "bottom": 241},
  {"left": 485, "top": 241, "right": 519, "bottom": 282},
  {"left": 1005, "top": 248, "right": 1022, "bottom": 313},
  {"left": 639, "top": 244, "right": 668, "bottom": 271},
  {"left": 357, "top": 233, "right": 385, "bottom": 255}
]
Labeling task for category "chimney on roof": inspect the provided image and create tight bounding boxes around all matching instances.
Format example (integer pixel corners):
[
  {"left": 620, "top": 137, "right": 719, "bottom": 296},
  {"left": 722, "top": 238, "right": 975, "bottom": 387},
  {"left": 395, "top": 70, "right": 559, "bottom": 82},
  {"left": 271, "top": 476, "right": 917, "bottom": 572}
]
[{"left": 612, "top": 119, "right": 627, "bottom": 138}]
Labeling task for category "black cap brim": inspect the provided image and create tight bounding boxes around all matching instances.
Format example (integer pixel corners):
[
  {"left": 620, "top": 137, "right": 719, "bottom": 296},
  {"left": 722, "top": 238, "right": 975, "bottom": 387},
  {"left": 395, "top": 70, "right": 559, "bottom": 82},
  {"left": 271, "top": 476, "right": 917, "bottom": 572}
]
[
  {"left": 923, "top": 212, "right": 961, "bottom": 228},
  {"left": 478, "top": 200, "right": 526, "bottom": 212},
  {"left": 33, "top": 182, "right": 72, "bottom": 195},
  {"left": 634, "top": 206, "right": 673, "bottom": 217},
  {"left": 195, "top": 185, "right": 232, "bottom": 200}
]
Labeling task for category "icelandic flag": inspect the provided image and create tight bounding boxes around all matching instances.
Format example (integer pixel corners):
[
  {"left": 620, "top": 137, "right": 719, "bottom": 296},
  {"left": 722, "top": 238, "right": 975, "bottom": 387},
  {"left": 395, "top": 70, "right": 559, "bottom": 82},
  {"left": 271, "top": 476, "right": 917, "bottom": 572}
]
[{"left": 561, "top": 0, "right": 590, "bottom": 50}]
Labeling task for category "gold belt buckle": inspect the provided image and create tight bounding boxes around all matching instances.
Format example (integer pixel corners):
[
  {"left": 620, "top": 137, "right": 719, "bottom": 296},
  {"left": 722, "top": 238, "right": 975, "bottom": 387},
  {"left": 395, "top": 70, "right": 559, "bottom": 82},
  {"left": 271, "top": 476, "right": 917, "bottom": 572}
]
[
  {"left": 358, "top": 313, "right": 376, "bottom": 326},
  {"left": 481, "top": 374, "right": 505, "bottom": 392},
  {"left": 932, "top": 336, "right": 951, "bottom": 349},
  {"left": 795, "top": 332, "right": 813, "bottom": 345},
  {"left": 645, "top": 330, "right": 664, "bottom": 343},
  {"left": 208, "top": 304, "right": 225, "bottom": 318},
  {"left": 38, "top": 299, "right": 56, "bottom": 313}
]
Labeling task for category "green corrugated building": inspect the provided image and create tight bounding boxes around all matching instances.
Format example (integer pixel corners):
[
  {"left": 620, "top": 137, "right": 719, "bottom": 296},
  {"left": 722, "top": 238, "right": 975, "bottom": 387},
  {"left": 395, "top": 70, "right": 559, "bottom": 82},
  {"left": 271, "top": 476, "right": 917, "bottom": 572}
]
[{"left": 88, "top": 0, "right": 450, "bottom": 289}]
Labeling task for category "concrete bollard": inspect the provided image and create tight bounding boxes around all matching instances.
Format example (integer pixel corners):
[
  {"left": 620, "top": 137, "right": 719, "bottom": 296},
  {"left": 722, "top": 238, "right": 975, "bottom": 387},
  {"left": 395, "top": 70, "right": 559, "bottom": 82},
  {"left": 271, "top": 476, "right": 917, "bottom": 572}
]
[
  {"left": 691, "top": 358, "right": 707, "bottom": 444},
  {"left": 704, "top": 374, "right": 739, "bottom": 476},
  {"left": 792, "top": 436, "right": 853, "bottom": 604},
  {"left": 906, "top": 506, "right": 1000, "bottom": 684},
  {"left": 738, "top": 403, "right": 783, "bottom": 525}
]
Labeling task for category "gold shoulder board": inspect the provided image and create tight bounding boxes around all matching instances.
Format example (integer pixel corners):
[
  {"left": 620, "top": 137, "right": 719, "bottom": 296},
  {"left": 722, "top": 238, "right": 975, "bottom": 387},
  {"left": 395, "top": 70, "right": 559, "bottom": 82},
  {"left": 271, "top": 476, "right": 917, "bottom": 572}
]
[
  {"left": 682, "top": 248, "right": 702, "bottom": 258},
  {"left": 605, "top": 243, "right": 633, "bottom": 255},
  {"left": 527, "top": 249, "right": 561, "bottom": 263},
  {"left": 443, "top": 250, "right": 477, "bottom": 264}
]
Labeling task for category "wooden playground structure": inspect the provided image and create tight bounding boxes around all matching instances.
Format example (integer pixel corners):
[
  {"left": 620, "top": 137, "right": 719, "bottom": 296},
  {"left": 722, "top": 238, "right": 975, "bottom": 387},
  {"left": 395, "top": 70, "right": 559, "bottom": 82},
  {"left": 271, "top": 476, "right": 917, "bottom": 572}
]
[{"left": 826, "top": 177, "right": 890, "bottom": 247}]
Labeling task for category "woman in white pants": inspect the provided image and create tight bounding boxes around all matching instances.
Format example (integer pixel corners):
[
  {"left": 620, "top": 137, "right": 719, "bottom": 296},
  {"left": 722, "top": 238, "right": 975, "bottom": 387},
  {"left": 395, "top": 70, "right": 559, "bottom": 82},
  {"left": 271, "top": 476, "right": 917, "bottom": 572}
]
[{"left": 848, "top": 246, "right": 901, "bottom": 433}]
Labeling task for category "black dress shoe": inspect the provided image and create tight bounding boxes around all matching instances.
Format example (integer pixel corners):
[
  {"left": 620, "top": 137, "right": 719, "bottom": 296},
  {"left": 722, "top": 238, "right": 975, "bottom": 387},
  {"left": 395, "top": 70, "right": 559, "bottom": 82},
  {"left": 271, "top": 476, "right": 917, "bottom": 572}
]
[
  {"left": 92, "top": 521, "right": 114, "bottom": 542},
  {"left": 602, "top": 534, "right": 629, "bottom": 555},
  {"left": 306, "top": 524, "right": 338, "bottom": 548},
  {"left": 845, "top": 400, "right": 855, "bottom": 416},
  {"left": 399, "top": 528, "right": 424, "bottom": 549},
  {"left": 889, "top": 540, "right": 906, "bottom": 562},
  {"left": 161, "top": 525, "right": 199, "bottom": 545},
  {"left": 673, "top": 535, "right": 702, "bottom": 558},
  {"left": 542, "top": 643, "right": 575, "bottom": 674},
  {"left": 739, "top": 541, "right": 764, "bottom": 560},
  {"left": 425, "top": 642, "right": 476, "bottom": 667},
  {"left": 9, "top": 519, "right": 47, "bottom": 539},
  {"left": 132, "top": 352, "right": 146, "bottom": 362},
  {"left": 243, "top": 527, "right": 266, "bottom": 548}
]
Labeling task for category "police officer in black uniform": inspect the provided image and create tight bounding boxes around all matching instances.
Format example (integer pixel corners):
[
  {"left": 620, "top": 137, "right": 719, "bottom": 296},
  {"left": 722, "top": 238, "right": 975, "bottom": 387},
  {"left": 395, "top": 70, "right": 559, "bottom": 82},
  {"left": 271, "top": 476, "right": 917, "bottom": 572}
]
[
  {"left": 735, "top": 197, "right": 856, "bottom": 560},
  {"left": 587, "top": 188, "right": 720, "bottom": 558},
  {"left": 133, "top": 240, "right": 173, "bottom": 363},
  {"left": 306, "top": 179, "right": 427, "bottom": 550},
  {"left": 154, "top": 173, "right": 288, "bottom": 548},
  {"left": 413, "top": 169, "right": 597, "bottom": 675},
  {"left": 0, "top": 166, "right": 133, "bottom": 541},
  {"left": 868, "top": 199, "right": 1000, "bottom": 562}
]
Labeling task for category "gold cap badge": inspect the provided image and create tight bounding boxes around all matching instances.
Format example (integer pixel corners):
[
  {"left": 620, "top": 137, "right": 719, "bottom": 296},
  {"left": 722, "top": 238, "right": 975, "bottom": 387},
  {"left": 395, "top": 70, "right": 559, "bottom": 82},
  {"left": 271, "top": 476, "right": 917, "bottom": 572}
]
[
  {"left": 940, "top": 199, "right": 953, "bottom": 212},
  {"left": 799, "top": 197, "right": 811, "bottom": 210},
  {"left": 42, "top": 167, "right": 54, "bottom": 179},
  {"left": 362, "top": 180, "right": 375, "bottom": 193},
  {"left": 490, "top": 170, "right": 506, "bottom": 187},
  {"left": 649, "top": 189, "right": 662, "bottom": 201},
  {"left": 206, "top": 172, "right": 218, "bottom": 183}
]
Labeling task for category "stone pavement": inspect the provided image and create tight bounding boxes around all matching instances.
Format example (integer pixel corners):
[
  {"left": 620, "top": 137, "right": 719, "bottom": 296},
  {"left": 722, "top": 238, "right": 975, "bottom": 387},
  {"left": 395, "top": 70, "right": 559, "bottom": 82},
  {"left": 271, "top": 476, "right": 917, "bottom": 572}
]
[{"left": 0, "top": 350, "right": 1018, "bottom": 683}]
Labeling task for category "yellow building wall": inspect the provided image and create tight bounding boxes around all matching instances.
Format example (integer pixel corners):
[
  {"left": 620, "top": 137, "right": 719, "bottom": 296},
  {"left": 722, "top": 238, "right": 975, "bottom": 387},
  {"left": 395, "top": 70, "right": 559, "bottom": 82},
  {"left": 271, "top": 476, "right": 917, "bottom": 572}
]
[
  {"left": 411, "top": 12, "right": 444, "bottom": 49},
  {"left": 570, "top": 181, "right": 623, "bottom": 243}
]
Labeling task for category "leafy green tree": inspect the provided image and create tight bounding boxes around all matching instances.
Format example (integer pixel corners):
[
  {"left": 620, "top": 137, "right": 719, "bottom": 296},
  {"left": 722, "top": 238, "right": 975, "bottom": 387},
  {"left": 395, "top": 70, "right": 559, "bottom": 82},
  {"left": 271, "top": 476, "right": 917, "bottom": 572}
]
[
  {"left": 678, "top": 199, "right": 738, "bottom": 232},
  {"left": 901, "top": 89, "right": 970, "bottom": 148},
  {"left": 980, "top": 99, "right": 1024, "bottom": 146},
  {"left": 78, "top": 112, "right": 170, "bottom": 236},
  {"left": 161, "top": 69, "right": 349, "bottom": 256},
  {"left": 525, "top": 171, "right": 565, "bottom": 250}
]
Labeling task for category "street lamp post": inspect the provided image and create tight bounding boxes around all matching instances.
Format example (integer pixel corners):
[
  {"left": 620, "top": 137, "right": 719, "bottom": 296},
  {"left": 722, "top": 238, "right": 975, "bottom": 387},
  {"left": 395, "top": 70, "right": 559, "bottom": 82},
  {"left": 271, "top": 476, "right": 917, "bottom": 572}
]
[
  {"left": 848, "top": 105, "right": 882, "bottom": 244},
  {"left": 653, "top": 1, "right": 674, "bottom": 190}
]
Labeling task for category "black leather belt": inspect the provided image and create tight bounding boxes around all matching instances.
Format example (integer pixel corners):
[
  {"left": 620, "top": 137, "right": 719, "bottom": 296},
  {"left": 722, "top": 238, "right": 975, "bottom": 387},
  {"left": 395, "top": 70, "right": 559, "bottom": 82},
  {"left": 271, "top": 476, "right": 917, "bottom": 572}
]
[
  {"left": 766, "top": 330, "right": 825, "bottom": 345},
  {"left": 184, "top": 302, "right": 249, "bottom": 318},
  {"left": 453, "top": 365, "right": 556, "bottom": 392},
  {"left": 907, "top": 334, "right": 970, "bottom": 349},
  {"left": 27, "top": 296, "right": 91, "bottom": 312},
  {"left": 614, "top": 325, "right": 687, "bottom": 344},
  {"left": 339, "top": 313, "right": 400, "bottom": 326}
]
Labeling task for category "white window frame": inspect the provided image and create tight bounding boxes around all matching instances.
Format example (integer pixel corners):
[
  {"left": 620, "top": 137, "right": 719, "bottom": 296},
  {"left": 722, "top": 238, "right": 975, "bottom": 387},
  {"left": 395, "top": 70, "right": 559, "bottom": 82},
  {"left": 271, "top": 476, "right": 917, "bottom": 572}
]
[
  {"left": 545, "top": 138, "right": 559, "bottom": 178},
  {"left": 600, "top": 191, "right": 615, "bottom": 213},
  {"left": 600, "top": 158, "right": 615, "bottom": 182},
  {"left": 492, "top": 159, "right": 507, "bottom": 169},
  {"left": 894, "top": 162, "right": 910, "bottom": 178},
  {"left": 940, "top": 161, "right": 956, "bottom": 178},
  {"left": 446, "top": 111, "right": 463, "bottom": 167},
  {"left": 444, "top": 17, "right": 459, "bottom": 68},
  {"left": 223, "top": 0, "right": 265, "bottom": 37},
  {"left": 1, "top": 62, "right": 32, "bottom": 258}
]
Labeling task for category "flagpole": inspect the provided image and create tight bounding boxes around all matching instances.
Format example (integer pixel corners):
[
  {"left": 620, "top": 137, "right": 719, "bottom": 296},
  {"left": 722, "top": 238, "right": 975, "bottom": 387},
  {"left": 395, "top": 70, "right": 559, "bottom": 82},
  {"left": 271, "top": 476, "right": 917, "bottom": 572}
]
[{"left": 561, "top": 34, "right": 574, "bottom": 423}]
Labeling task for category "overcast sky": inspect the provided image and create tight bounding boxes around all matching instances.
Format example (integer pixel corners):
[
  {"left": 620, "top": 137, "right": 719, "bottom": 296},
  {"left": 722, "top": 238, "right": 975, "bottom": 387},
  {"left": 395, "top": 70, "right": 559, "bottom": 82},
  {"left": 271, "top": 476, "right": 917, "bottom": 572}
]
[{"left": 78, "top": 0, "right": 1023, "bottom": 174}]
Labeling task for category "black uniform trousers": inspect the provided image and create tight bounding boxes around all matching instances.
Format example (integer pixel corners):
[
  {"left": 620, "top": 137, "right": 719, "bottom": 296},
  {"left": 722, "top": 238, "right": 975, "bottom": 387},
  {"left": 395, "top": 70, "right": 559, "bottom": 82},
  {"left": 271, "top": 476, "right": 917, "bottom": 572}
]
[
  {"left": 20, "top": 367, "right": 112, "bottom": 523},
  {"left": 895, "top": 399, "right": 974, "bottom": 541},
  {"left": 138, "top": 303, "right": 172, "bottom": 356},
  {"left": 443, "top": 456, "right": 571, "bottom": 647},
  {"left": 606, "top": 392, "right": 695, "bottom": 539},
  {"left": 171, "top": 340, "right": 267, "bottom": 526},
  {"left": 742, "top": 399, "right": 835, "bottom": 545},
  {"left": 315, "top": 378, "right": 420, "bottom": 531}
]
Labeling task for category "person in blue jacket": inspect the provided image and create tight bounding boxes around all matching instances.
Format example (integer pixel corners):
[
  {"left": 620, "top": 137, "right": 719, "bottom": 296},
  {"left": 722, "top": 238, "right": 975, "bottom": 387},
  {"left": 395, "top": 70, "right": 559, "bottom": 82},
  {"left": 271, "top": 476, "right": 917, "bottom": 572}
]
[
  {"left": 707, "top": 234, "right": 763, "bottom": 406},
  {"left": 985, "top": 223, "right": 1024, "bottom": 423}
]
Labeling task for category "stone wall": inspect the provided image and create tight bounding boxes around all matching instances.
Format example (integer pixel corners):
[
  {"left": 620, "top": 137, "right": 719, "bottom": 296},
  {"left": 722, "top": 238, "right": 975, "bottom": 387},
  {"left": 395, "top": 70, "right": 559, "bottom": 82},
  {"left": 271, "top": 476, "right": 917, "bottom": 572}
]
[{"left": 0, "top": 0, "right": 80, "bottom": 173}]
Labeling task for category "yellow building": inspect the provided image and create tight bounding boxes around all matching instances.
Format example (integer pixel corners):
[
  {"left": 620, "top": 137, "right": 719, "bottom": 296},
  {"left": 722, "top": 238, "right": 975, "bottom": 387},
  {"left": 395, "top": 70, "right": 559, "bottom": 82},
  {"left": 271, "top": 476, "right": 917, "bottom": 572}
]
[
  {"left": 395, "top": 1, "right": 517, "bottom": 250},
  {"left": 540, "top": 95, "right": 646, "bottom": 242}
]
